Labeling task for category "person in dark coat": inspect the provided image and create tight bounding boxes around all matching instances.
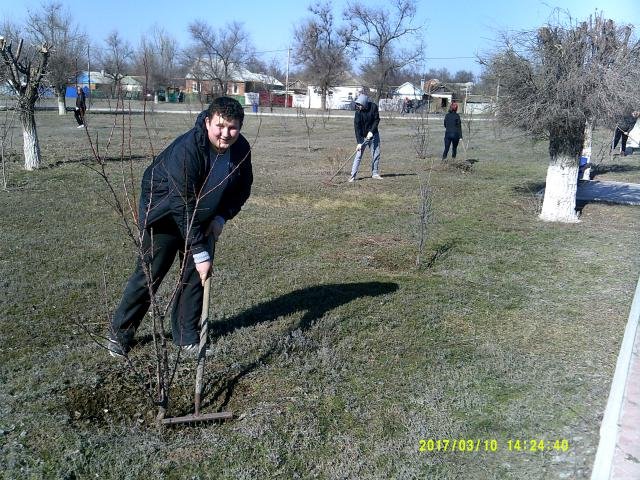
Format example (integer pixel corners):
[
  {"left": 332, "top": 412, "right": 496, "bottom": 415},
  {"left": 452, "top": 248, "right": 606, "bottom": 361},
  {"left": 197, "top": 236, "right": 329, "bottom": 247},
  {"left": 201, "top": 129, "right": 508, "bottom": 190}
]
[
  {"left": 613, "top": 110, "right": 640, "bottom": 156},
  {"left": 442, "top": 102, "right": 462, "bottom": 160},
  {"left": 107, "top": 96, "right": 253, "bottom": 357},
  {"left": 349, "top": 94, "right": 382, "bottom": 181},
  {"left": 74, "top": 87, "right": 86, "bottom": 128}
]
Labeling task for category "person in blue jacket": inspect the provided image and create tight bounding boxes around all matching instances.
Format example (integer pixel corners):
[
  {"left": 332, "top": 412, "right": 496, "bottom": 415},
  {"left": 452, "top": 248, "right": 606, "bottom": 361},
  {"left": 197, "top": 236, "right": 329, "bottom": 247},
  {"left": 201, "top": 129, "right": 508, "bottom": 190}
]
[
  {"left": 349, "top": 94, "right": 382, "bottom": 181},
  {"left": 108, "top": 96, "right": 253, "bottom": 357}
]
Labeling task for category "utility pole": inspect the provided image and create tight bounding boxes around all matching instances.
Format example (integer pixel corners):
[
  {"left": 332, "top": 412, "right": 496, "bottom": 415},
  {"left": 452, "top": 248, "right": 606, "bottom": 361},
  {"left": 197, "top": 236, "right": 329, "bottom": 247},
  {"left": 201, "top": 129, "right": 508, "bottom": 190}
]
[
  {"left": 285, "top": 46, "right": 290, "bottom": 108},
  {"left": 87, "top": 43, "right": 91, "bottom": 109}
]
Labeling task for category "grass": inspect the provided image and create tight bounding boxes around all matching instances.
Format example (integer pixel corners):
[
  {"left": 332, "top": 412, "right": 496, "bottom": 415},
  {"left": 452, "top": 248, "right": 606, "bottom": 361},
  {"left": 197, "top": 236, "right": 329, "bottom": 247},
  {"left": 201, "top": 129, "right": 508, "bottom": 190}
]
[{"left": 1, "top": 106, "right": 639, "bottom": 478}]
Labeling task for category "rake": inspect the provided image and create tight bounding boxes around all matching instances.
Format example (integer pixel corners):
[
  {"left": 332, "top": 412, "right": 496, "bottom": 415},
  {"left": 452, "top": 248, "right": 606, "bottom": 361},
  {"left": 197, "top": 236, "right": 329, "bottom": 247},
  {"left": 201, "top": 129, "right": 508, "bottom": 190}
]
[
  {"left": 161, "top": 276, "right": 233, "bottom": 425},
  {"left": 324, "top": 139, "right": 370, "bottom": 184}
]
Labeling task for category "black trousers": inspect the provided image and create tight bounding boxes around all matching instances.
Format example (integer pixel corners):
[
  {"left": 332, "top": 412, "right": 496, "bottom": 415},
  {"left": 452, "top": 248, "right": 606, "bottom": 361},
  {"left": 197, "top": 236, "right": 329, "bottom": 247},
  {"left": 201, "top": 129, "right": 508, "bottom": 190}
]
[
  {"left": 74, "top": 108, "right": 85, "bottom": 126},
  {"left": 613, "top": 128, "right": 628, "bottom": 152},
  {"left": 443, "top": 134, "right": 460, "bottom": 159},
  {"left": 110, "top": 219, "right": 214, "bottom": 348}
]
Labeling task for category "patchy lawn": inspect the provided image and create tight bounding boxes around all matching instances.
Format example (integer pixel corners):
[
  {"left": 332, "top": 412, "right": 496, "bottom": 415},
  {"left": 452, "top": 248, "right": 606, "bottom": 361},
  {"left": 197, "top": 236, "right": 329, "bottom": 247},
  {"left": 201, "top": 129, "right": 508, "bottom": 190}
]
[{"left": 1, "top": 107, "right": 639, "bottom": 478}]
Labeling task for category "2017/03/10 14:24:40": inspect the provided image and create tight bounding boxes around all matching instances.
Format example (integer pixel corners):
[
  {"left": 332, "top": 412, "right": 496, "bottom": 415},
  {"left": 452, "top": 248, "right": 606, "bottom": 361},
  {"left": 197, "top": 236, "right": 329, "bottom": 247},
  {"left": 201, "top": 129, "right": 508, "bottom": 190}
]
[{"left": 507, "top": 439, "right": 569, "bottom": 452}]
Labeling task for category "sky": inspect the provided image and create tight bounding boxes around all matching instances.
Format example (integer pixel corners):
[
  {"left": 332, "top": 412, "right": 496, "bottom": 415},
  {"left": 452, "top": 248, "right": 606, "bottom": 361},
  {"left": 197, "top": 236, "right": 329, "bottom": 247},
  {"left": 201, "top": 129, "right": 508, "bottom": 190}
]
[{"left": 2, "top": 0, "right": 639, "bottom": 78}]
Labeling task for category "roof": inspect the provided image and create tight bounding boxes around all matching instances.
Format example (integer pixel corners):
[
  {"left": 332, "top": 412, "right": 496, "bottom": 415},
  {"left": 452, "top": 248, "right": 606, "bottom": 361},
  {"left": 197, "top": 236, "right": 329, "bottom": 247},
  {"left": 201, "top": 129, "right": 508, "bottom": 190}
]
[
  {"left": 187, "top": 60, "right": 283, "bottom": 86},
  {"left": 121, "top": 76, "right": 142, "bottom": 86},
  {"left": 394, "top": 82, "right": 424, "bottom": 96},
  {"left": 74, "top": 71, "right": 113, "bottom": 84}
]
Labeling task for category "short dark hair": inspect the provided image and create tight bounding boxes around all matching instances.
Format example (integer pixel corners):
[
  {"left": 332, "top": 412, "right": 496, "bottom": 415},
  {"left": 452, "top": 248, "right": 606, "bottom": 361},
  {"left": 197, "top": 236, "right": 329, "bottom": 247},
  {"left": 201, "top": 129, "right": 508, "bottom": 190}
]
[{"left": 207, "top": 96, "right": 244, "bottom": 128}]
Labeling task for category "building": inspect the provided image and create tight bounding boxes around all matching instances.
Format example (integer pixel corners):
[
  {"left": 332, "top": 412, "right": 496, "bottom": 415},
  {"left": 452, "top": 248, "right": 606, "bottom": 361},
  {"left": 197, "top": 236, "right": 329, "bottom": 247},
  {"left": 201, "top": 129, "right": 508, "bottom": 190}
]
[{"left": 185, "top": 61, "right": 283, "bottom": 104}]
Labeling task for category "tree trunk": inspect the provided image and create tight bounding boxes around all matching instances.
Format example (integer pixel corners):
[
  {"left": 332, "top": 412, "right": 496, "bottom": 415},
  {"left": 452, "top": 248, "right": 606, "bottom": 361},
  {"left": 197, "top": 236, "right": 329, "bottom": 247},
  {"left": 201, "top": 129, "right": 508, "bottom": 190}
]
[
  {"left": 539, "top": 154, "right": 579, "bottom": 222},
  {"left": 20, "top": 110, "right": 41, "bottom": 171},
  {"left": 580, "top": 119, "right": 593, "bottom": 180},
  {"left": 56, "top": 89, "right": 67, "bottom": 115}
]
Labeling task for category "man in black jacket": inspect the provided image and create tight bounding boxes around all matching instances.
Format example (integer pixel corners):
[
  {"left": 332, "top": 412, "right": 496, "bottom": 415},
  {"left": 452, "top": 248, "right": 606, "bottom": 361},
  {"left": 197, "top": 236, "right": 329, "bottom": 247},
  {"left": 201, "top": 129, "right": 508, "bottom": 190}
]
[
  {"left": 349, "top": 94, "right": 382, "bottom": 182},
  {"left": 108, "top": 96, "right": 253, "bottom": 357}
]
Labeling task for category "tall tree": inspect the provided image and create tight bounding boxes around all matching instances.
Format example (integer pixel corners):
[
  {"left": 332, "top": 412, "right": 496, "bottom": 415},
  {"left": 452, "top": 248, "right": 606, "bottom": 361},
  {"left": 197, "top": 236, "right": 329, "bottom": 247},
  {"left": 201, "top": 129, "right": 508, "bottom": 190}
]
[
  {"left": 134, "top": 26, "right": 181, "bottom": 97},
  {"left": 100, "top": 31, "right": 133, "bottom": 98},
  {"left": 187, "top": 20, "right": 253, "bottom": 96},
  {"left": 294, "top": 2, "right": 353, "bottom": 110},
  {"left": 0, "top": 35, "right": 51, "bottom": 170},
  {"left": 25, "top": 2, "right": 87, "bottom": 115},
  {"left": 345, "top": 0, "right": 423, "bottom": 101},
  {"left": 483, "top": 13, "right": 640, "bottom": 222}
]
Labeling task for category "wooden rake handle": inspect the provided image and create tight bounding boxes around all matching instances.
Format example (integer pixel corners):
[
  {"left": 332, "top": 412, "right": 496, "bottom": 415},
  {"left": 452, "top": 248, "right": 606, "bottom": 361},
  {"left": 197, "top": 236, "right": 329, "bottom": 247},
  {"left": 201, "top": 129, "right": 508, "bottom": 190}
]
[{"left": 194, "top": 276, "right": 211, "bottom": 416}]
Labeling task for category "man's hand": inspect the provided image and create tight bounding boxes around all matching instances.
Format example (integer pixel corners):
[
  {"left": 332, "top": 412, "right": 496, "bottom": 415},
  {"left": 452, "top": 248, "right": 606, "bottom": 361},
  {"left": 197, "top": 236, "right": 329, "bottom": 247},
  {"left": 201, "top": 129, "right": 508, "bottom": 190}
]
[
  {"left": 356, "top": 143, "right": 362, "bottom": 151},
  {"left": 195, "top": 261, "right": 211, "bottom": 286},
  {"left": 366, "top": 131, "right": 374, "bottom": 140}
]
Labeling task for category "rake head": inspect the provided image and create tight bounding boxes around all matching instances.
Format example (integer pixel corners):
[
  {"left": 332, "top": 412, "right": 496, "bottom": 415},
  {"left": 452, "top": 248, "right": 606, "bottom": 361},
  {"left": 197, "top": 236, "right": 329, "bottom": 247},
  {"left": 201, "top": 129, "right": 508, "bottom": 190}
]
[{"left": 161, "top": 411, "right": 233, "bottom": 426}]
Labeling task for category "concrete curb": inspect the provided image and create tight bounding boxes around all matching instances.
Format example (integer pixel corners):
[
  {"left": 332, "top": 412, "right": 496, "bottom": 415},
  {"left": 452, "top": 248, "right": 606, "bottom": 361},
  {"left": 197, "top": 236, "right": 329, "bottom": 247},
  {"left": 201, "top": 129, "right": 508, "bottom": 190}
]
[{"left": 591, "top": 274, "right": 640, "bottom": 479}]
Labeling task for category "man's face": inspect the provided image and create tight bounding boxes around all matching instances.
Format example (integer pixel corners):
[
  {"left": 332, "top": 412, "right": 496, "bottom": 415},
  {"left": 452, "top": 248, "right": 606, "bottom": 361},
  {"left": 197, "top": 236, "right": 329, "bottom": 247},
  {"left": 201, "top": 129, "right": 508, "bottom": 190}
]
[{"left": 205, "top": 113, "right": 241, "bottom": 152}]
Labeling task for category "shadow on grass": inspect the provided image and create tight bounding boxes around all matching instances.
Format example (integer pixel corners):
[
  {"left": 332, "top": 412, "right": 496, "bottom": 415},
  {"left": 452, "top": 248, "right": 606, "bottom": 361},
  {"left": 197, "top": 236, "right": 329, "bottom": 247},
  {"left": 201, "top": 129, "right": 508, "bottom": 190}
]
[
  {"left": 513, "top": 181, "right": 546, "bottom": 196},
  {"left": 205, "top": 281, "right": 399, "bottom": 409},
  {"left": 42, "top": 154, "right": 149, "bottom": 169},
  {"left": 590, "top": 162, "right": 640, "bottom": 179},
  {"left": 375, "top": 173, "right": 416, "bottom": 179}
]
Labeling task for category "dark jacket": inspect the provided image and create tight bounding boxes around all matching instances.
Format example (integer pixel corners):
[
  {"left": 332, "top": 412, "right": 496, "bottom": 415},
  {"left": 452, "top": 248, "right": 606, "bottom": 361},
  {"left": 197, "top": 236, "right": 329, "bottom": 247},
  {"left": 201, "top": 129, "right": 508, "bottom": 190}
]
[
  {"left": 354, "top": 95, "right": 380, "bottom": 144},
  {"left": 76, "top": 90, "right": 86, "bottom": 111},
  {"left": 619, "top": 113, "right": 637, "bottom": 132},
  {"left": 138, "top": 110, "right": 253, "bottom": 257},
  {"left": 444, "top": 111, "right": 462, "bottom": 139}
]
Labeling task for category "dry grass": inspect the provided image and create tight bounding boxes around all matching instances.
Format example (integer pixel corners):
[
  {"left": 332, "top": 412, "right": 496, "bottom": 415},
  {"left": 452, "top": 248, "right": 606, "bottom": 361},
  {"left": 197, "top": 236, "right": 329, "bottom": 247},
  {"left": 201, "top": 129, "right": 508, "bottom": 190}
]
[{"left": 0, "top": 107, "right": 639, "bottom": 478}]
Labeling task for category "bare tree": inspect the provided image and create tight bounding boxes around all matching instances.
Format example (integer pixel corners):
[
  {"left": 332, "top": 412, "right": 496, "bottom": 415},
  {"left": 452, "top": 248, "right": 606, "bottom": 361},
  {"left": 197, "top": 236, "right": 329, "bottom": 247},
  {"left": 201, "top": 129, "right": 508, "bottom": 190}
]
[
  {"left": 0, "top": 36, "right": 51, "bottom": 170},
  {"left": 100, "top": 31, "right": 133, "bottom": 98},
  {"left": 187, "top": 20, "right": 253, "bottom": 97},
  {"left": 345, "top": 0, "right": 423, "bottom": 101},
  {"left": 294, "top": 2, "right": 353, "bottom": 111},
  {"left": 134, "top": 26, "right": 181, "bottom": 99},
  {"left": 424, "top": 67, "right": 451, "bottom": 82},
  {"left": 483, "top": 13, "right": 640, "bottom": 222},
  {"left": 26, "top": 2, "right": 87, "bottom": 115},
  {"left": 411, "top": 108, "right": 430, "bottom": 159}
]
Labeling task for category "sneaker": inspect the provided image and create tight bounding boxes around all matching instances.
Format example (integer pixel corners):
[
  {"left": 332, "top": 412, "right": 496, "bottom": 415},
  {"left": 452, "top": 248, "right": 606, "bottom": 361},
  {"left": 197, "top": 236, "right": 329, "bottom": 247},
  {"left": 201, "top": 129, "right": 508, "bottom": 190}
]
[
  {"left": 77, "top": 124, "right": 84, "bottom": 129},
  {"left": 179, "top": 343, "right": 211, "bottom": 357},
  {"left": 107, "top": 337, "right": 127, "bottom": 358},
  {"left": 371, "top": 173, "right": 383, "bottom": 180},
  {"left": 348, "top": 175, "right": 356, "bottom": 183}
]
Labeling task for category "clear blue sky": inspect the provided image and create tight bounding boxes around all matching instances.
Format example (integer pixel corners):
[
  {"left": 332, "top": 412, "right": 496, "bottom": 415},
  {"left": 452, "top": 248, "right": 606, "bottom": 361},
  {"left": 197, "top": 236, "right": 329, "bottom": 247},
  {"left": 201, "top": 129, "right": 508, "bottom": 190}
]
[{"left": 2, "top": 0, "right": 638, "bottom": 78}]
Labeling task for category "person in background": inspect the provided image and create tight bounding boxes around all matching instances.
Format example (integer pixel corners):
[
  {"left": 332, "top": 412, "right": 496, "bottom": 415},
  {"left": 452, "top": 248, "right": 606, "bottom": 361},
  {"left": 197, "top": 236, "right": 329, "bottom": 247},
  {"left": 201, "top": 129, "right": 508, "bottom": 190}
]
[
  {"left": 74, "top": 87, "right": 86, "bottom": 128},
  {"left": 442, "top": 102, "right": 462, "bottom": 160},
  {"left": 349, "top": 94, "right": 382, "bottom": 182},
  {"left": 107, "top": 97, "right": 253, "bottom": 358},
  {"left": 612, "top": 110, "right": 640, "bottom": 156}
]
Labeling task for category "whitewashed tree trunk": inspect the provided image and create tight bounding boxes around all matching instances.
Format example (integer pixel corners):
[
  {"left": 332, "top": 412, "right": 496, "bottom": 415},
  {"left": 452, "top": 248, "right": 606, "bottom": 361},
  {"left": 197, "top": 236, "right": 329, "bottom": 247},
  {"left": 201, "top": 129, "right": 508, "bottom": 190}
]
[
  {"left": 539, "top": 154, "right": 580, "bottom": 222},
  {"left": 57, "top": 95, "right": 66, "bottom": 115},
  {"left": 580, "top": 119, "right": 593, "bottom": 180},
  {"left": 20, "top": 111, "right": 41, "bottom": 171}
]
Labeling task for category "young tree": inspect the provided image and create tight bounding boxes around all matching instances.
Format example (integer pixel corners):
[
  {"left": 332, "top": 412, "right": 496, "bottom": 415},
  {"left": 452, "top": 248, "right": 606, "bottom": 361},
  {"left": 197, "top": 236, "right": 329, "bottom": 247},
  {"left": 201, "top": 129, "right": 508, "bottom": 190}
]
[
  {"left": 187, "top": 20, "right": 253, "bottom": 97},
  {"left": 294, "top": 2, "right": 352, "bottom": 110},
  {"left": 100, "top": 31, "right": 133, "bottom": 98},
  {"left": 483, "top": 13, "right": 640, "bottom": 222},
  {"left": 345, "top": 0, "right": 423, "bottom": 101},
  {"left": 0, "top": 36, "right": 51, "bottom": 170},
  {"left": 26, "top": 2, "right": 87, "bottom": 115}
]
